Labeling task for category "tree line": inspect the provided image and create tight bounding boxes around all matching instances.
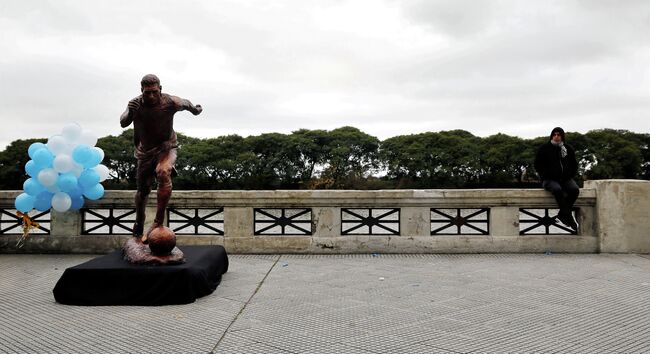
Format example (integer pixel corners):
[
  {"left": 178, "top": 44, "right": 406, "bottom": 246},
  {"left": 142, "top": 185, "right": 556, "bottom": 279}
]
[{"left": 1, "top": 127, "right": 648, "bottom": 190}]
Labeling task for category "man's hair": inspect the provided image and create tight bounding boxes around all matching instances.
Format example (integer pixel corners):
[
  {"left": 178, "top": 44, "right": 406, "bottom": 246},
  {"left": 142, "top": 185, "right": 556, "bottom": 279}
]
[{"left": 141, "top": 74, "right": 161, "bottom": 88}]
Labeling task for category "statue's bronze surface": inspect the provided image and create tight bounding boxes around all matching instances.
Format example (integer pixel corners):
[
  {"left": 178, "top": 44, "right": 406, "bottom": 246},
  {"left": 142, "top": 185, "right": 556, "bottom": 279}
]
[
  {"left": 122, "top": 236, "right": 184, "bottom": 265},
  {"left": 120, "top": 74, "right": 202, "bottom": 242}
]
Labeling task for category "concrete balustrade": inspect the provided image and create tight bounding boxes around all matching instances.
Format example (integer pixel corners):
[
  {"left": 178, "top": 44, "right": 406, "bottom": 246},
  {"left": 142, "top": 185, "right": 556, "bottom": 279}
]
[{"left": 1, "top": 180, "right": 648, "bottom": 254}]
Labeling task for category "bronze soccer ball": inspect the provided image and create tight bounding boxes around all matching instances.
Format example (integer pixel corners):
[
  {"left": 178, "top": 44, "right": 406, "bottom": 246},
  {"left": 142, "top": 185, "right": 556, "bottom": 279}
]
[{"left": 147, "top": 226, "right": 176, "bottom": 256}]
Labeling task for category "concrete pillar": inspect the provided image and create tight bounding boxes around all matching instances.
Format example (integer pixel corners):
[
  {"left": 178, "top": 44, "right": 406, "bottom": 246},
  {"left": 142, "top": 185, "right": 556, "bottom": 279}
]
[
  {"left": 223, "top": 207, "right": 254, "bottom": 252},
  {"left": 585, "top": 180, "right": 650, "bottom": 253},
  {"left": 312, "top": 206, "right": 339, "bottom": 237},
  {"left": 50, "top": 210, "right": 82, "bottom": 236},
  {"left": 490, "top": 207, "right": 519, "bottom": 237}
]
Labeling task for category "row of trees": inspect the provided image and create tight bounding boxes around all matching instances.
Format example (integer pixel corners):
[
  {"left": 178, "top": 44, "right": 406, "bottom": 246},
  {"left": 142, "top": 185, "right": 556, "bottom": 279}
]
[{"left": 1, "top": 127, "right": 648, "bottom": 190}]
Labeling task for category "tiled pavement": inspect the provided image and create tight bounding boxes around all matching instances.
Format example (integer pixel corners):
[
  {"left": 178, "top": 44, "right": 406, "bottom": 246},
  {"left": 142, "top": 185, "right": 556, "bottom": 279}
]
[{"left": 0, "top": 253, "right": 649, "bottom": 353}]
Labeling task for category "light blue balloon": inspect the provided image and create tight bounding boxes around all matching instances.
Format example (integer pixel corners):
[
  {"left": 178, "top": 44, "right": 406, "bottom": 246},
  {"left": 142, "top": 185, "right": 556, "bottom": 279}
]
[
  {"left": 83, "top": 183, "right": 104, "bottom": 200},
  {"left": 70, "top": 195, "right": 85, "bottom": 211},
  {"left": 25, "top": 160, "right": 42, "bottom": 178},
  {"left": 79, "top": 169, "right": 100, "bottom": 189},
  {"left": 33, "top": 148, "right": 54, "bottom": 168},
  {"left": 28, "top": 142, "right": 47, "bottom": 159},
  {"left": 23, "top": 178, "right": 46, "bottom": 196},
  {"left": 72, "top": 145, "right": 93, "bottom": 166},
  {"left": 15, "top": 193, "right": 35, "bottom": 213},
  {"left": 57, "top": 173, "right": 78, "bottom": 192},
  {"left": 85, "top": 148, "right": 103, "bottom": 168},
  {"left": 34, "top": 191, "right": 54, "bottom": 211}
]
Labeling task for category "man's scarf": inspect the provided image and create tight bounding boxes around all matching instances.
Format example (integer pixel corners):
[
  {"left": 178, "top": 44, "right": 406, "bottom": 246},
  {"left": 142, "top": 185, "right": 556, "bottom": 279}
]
[{"left": 551, "top": 140, "right": 567, "bottom": 158}]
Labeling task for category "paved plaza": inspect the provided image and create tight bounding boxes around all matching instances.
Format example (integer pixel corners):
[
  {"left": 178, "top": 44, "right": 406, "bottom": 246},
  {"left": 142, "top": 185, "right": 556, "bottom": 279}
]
[{"left": 1, "top": 252, "right": 649, "bottom": 353}]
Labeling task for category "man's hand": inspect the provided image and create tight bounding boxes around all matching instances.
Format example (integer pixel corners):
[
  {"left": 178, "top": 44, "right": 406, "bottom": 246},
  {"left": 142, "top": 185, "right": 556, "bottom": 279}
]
[{"left": 128, "top": 99, "right": 141, "bottom": 112}]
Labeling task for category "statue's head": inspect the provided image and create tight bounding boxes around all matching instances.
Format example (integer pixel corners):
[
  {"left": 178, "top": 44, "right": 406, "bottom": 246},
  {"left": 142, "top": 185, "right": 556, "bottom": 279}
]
[{"left": 140, "top": 74, "right": 162, "bottom": 106}]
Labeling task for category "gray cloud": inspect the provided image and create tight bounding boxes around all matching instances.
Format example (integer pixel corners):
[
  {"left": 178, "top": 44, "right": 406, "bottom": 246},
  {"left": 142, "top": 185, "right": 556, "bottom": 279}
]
[
  {"left": 399, "top": 0, "right": 499, "bottom": 38},
  {"left": 1, "top": 0, "right": 649, "bottom": 150}
]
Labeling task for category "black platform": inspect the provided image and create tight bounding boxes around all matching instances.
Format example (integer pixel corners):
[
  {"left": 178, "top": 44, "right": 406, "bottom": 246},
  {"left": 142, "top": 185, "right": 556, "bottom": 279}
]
[{"left": 53, "top": 245, "right": 228, "bottom": 306}]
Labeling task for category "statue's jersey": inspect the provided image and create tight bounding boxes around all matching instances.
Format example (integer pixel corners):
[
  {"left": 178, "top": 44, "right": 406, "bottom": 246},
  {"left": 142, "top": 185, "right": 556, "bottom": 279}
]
[{"left": 131, "top": 93, "right": 182, "bottom": 153}]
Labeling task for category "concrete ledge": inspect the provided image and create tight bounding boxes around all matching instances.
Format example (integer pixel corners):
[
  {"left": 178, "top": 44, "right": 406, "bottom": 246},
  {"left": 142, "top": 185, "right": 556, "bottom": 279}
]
[
  {"left": 3, "top": 182, "right": 646, "bottom": 254},
  {"left": 0, "top": 234, "right": 598, "bottom": 254},
  {"left": 1, "top": 189, "right": 597, "bottom": 208}
]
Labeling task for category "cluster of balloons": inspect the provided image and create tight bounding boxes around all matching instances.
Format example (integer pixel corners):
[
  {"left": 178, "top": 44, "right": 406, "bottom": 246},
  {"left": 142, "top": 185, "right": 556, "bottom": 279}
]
[{"left": 14, "top": 123, "right": 109, "bottom": 213}]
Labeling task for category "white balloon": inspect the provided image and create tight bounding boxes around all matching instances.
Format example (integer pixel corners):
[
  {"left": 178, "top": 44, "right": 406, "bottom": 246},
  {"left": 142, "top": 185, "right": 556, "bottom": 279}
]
[
  {"left": 53, "top": 154, "right": 74, "bottom": 173},
  {"left": 94, "top": 147, "right": 105, "bottom": 162},
  {"left": 94, "top": 164, "right": 111, "bottom": 182},
  {"left": 46, "top": 184, "right": 60, "bottom": 193},
  {"left": 71, "top": 163, "right": 84, "bottom": 178},
  {"left": 47, "top": 135, "right": 68, "bottom": 156},
  {"left": 61, "top": 122, "right": 83, "bottom": 142},
  {"left": 62, "top": 142, "right": 76, "bottom": 155},
  {"left": 78, "top": 130, "right": 98, "bottom": 147},
  {"left": 38, "top": 168, "right": 59, "bottom": 187},
  {"left": 51, "top": 192, "right": 72, "bottom": 212}
]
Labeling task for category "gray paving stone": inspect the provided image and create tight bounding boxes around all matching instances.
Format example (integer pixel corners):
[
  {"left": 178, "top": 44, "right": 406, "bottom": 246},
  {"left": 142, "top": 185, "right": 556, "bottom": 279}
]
[{"left": 0, "top": 253, "right": 648, "bottom": 353}]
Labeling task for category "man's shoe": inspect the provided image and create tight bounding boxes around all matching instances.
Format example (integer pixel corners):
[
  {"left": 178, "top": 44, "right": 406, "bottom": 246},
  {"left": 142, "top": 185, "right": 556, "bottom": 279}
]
[
  {"left": 566, "top": 214, "right": 579, "bottom": 231},
  {"left": 556, "top": 212, "right": 578, "bottom": 231}
]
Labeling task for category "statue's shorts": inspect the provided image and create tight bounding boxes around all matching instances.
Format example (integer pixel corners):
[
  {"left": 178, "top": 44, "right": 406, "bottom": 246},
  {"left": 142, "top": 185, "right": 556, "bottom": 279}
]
[{"left": 136, "top": 146, "right": 177, "bottom": 193}]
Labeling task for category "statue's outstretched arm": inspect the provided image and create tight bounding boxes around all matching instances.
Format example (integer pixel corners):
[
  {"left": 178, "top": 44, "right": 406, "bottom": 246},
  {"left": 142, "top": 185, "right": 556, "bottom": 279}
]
[{"left": 174, "top": 96, "right": 203, "bottom": 116}]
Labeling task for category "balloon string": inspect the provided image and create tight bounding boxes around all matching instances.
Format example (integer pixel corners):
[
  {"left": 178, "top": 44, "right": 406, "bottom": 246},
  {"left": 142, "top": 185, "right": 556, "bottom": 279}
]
[{"left": 15, "top": 212, "right": 40, "bottom": 248}]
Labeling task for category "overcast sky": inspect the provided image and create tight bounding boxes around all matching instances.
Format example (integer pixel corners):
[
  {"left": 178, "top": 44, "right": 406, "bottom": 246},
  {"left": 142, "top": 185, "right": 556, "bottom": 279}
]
[{"left": 1, "top": 0, "right": 649, "bottom": 150}]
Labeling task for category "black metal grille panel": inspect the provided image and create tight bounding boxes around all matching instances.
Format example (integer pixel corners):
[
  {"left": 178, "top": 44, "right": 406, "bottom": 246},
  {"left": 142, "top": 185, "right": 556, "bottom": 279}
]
[
  {"left": 0, "top": 209, "right": 51, "bottom": 235},
  {"left": 431, "top": 208, "right": 489, "bottom": 235},
  {"left": 254, "top": 208, "right": 312, "bottom": 235},
  {"left": 81, "top": 208, "right": 136, "bottom": 235},
  {"left": 519, "top": 208, "right": 578, "bottom": 235},
  {"left": 341, "top": 208, "right": 400, "bottom": 235},
  {"left": 167, "top": 208, "right": 224, "bottom": 235}
]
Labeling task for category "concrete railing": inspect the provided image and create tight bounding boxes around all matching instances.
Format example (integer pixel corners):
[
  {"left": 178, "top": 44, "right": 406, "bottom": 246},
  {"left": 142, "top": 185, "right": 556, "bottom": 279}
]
[{"left": 0, "top": 180, "right": 648, "bottom": 254}]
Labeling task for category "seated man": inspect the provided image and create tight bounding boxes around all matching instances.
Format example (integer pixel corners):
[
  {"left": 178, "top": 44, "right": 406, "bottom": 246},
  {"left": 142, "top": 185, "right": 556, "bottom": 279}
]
[{"left": 534, "top": 127, "right": 580, "bottom": 230}]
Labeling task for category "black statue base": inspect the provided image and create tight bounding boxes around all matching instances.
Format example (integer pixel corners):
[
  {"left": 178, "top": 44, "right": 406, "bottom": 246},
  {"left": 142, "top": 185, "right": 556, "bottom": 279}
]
[{"left": 53, "top": 245, "right": 228, "bottom": 306}]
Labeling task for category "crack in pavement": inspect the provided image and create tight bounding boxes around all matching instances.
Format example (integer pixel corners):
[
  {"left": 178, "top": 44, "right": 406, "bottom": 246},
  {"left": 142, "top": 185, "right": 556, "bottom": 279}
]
[{"left": 209, "top": 255, "right": 281, "bottom": 354}]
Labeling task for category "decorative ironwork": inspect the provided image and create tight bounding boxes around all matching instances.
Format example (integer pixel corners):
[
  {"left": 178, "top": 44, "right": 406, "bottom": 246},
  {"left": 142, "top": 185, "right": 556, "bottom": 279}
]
[
  {"left": 430, "top": 208, "right": 489, "bottom": 235},
  {"left": 81, "top": 208, "right": 136, "bottom": 235},
  {"left": 167, "top": 208, "right": 224, "bottom": 235},
  {"left": 254, "top": 208, "right": 312, "bottom": 235},
  {"left": 0, "top": 209, "right": 50, "bottom": 235},
  {"left": 519, "top": 208, "right": 578, "bottom": 235},
  {"left": 341, "top": 208, "right": 400, "bottom": 235}
]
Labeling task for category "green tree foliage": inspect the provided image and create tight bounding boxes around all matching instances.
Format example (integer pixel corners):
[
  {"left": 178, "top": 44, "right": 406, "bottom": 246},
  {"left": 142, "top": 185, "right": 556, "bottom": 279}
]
[
  {"left": 1, "top": 127, "right": 648, "bottom": 190},
  {"left": 0, "top": 138, "right": 45, "bottom": 189},
  {"left": 638, "top": 133, "right": 650, "bottom": 179},
  {"left": 248, "top": 133, "right": 298, "bottom": 188},
  {"left": 583, "top": 129, "right": 643, "bottom": 179},
  {"left": 289, "top": 129, "right": 330, "bottom": 184},
  {"left": 381, "top": 130, "right": 481, "bottom": 187},
  {"left": 479, "top": 133, "right": 533, "bottom": 186},
  {"left": 175, "top": 134, "right": 256, "bottom": 189},
  {"left": 318, "top": 127, "right": 380, "bottom": 188},
  {"left": 96, "top": 130, "right": 136, "bottom": 189}
]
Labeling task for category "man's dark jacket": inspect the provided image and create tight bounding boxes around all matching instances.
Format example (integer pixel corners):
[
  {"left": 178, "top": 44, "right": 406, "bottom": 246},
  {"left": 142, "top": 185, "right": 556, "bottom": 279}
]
[{"left": 534, "top": 141, "right": 578, "bottom": 181}]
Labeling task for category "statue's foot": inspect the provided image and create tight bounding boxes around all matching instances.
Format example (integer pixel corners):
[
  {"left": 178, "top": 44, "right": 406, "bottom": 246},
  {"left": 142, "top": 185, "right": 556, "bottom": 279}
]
[
  {"left": 143, "top": 222, "right": 162, "bottom": 244},
  {"left": 133, "top": 222, "right": 144, "bottom": 237}
]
